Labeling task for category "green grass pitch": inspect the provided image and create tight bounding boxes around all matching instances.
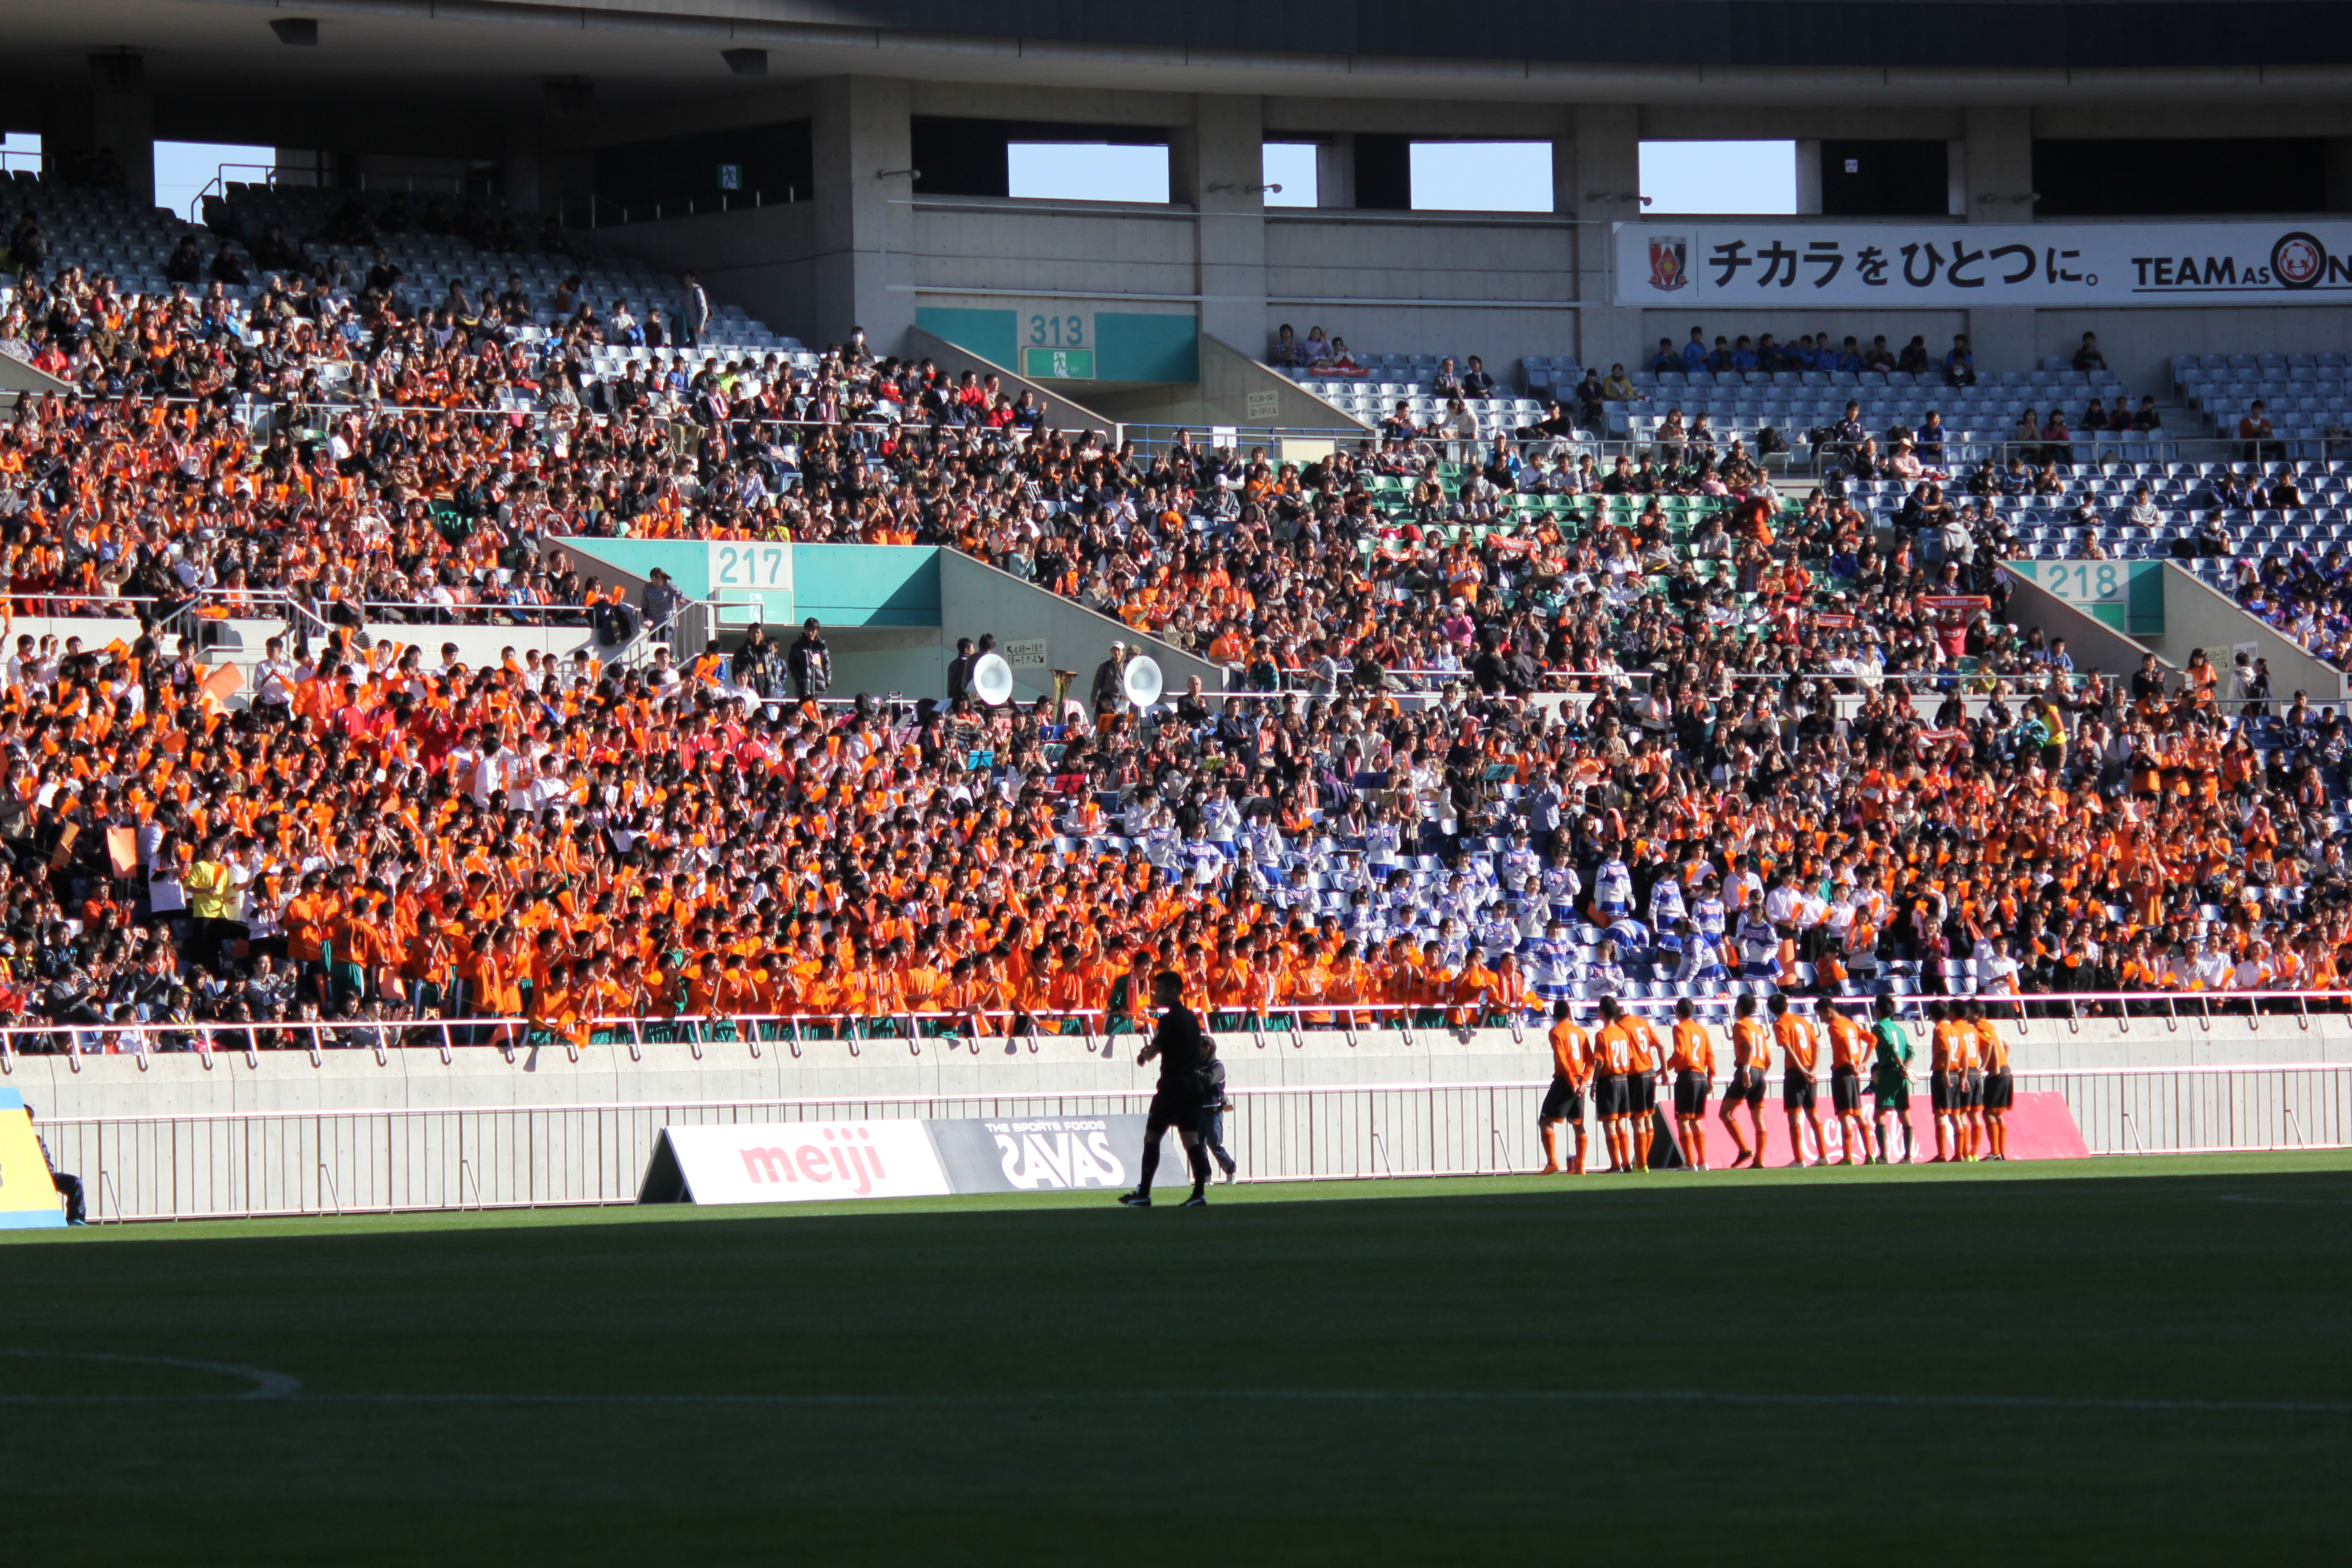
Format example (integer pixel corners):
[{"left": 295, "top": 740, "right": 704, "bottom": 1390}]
[{"left": 6, "top": 1152, "right": 2352, "bottom": 1565}]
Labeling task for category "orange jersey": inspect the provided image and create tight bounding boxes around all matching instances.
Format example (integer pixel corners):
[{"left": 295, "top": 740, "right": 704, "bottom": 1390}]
[
  {"left": 1826, "top": 1009, "right": 1871, "bottom": 1070},
  {"left": 1667, "top": 1019, "right": 1715, "bottom": 1077},
  {"left": 1623, "top": 1012, "right": 1663, "bottom": 1072},
  {"left": 1731, "top": 1015, "right": 1771, "bottom": 1070},
  {"left": 1547, "top": 1019, "right": 1591, "bottom": 1083},
  {"left": 1771, "top": 1012, "right": 1819, "bottom": 1077},
  {"left": 1594, "top": 1019, "right": 1637, "bottom": 1075}
]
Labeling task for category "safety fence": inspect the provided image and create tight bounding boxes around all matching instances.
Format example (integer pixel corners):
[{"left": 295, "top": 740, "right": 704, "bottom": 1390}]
[
  {"left": 5, "top": 990, "right": 2350, "bottom": 1075},
  {"left": 32, "top": 1063, "right": 2352, "bottom": 1224}
]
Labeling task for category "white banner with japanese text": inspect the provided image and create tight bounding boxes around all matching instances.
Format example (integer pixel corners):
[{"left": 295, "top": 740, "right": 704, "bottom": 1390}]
[{"left": 1612, "top": 221, "right": 2352, "bottom": 309}]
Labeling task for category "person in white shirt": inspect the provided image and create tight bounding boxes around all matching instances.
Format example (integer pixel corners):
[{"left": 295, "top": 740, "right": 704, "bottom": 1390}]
[
  {"left": 253, "top": 637, "right": 297, "bottom": 711},
  {"left": 1976, "top": 937, "right": 2021, "bottom": 996},
  {"left": 521, "top": 755, "right": 574, "bottom": 817},
  {"left": 472, "top": 741, "right": 519, "bottom": 808}
]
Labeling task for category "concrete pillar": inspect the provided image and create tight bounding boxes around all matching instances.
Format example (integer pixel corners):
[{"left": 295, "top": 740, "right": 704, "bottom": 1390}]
[
  {"left": 534, "top": 80, "right": 600, "bottom": 225},
  {"left": 809, "top": 75, "right": 914, "bottom": 353},
  {"left": 85, "top": 52, "right": 155, "bottom": 205},
  {"left": 272, "top": 149, "right": 327, "bottom": 189},
  {"left": 1795, "top": 141, "right": 1823, "bottom": 214},
  {"left": 2324, "top": 138, "right": 2352, "bottom": 213},
  {"left": 503, "top": 119, "right": 543, "bottom": 216},
  {"left": 1171, "top": 95, "right": 1266, "bottom": 353},
  {"left": 1315, "top": 136, "right": 1355, "bottom": 209},
  {"left": 1962, "top": 108, "right": 2036, "bottom": 373},
  {"left": 1568, "top": 103, "right": 1643, "bottom": 377},
  {"left": 1962, "top": 107, "right": 2034, "bottom": 222}
]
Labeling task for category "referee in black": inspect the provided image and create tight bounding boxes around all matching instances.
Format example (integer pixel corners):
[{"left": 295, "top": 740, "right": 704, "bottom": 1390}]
[{"left": 1119, "top": 971, "right": 1213, "bottom": 1209}]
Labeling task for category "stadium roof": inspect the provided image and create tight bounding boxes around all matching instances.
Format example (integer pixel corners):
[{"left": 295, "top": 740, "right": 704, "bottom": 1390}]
[{"left": 5, "top": 0, "right": 2352, "bottom": 153}]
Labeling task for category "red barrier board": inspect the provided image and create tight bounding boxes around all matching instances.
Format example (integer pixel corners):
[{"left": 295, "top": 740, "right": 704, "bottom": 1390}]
[{"left": 1691, "top": 1090, "right": 2088, "bottom": 1168}]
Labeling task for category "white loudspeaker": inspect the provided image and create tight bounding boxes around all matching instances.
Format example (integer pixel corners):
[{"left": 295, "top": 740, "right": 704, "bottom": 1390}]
[
  {"left": 970, "top": 652, "right": 1015, "bottom": 706},
  {"left": 1122, "top": 654, "right": 1162, "bottom": 709}
]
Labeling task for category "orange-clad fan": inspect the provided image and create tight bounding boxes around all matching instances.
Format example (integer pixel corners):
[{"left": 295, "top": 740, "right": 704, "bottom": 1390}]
[{"left": 0, "top": 237, "right": 2349, "bottom": 1072}]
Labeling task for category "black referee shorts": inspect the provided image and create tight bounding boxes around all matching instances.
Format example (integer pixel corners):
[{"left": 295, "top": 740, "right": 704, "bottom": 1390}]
[{"left": 1147, "top": 1084, "right": 1202, "bottom": 1136}]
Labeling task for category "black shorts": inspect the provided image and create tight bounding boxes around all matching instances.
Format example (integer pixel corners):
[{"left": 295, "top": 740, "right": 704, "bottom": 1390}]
[
  {"left": 1830, "top": 1066, "right": 1863, "bottom": 1115},
  {"left": 1539, "top": 1077, "right": 1585, "bottom": 1122},
  {"left": 1673, "top": 1069, "right": 1711, "bottom": 1118},
  {"left": 1930, "top": 1071, "right": 1956, "bottom": 1113},
  {"left": 1147, "top": 1084, "right": 1202, "bottom": 1135},
  {"left": 1635, "top": 1073, "right": 1658, "bottom": 1113},
  {"left": 1595, "top": 1072, "right": 1627, "bottom": 1118},
  {"left": 1783, "top": 1074, "right": 1817, "bottom": 1113},
  {"left": 1964, "top": 1068, "right": 1986, "bottom": 1109},
  {"left": 1984, "top": 1069, "right": 2014, "bottom": 1111},
  {"left": 1726, "top": 1065, "right": 1768, "bottom": 1110}
]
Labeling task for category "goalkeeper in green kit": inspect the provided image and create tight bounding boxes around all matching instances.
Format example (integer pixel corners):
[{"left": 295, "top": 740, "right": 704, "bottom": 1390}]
[{"left": 1869, "top": 995, "right": 1916, "bottom": 1165}]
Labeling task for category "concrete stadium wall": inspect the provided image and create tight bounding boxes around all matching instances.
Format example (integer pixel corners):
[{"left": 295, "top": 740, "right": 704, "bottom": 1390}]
[
  {"left": 597, "top": 198, "right": 823, "bottom": 353},
  {"left": 1082, "top": 334, "right": 1371, "bottom": 434},
  {"left": 560, "top": 75, "right": 2352, "bottom": 399},
  {"left": 903, "top": 325, "right": 1115, "bottom": 435},
  {"left": 14, "top": 1012, "right": 2351, "bottom": 1221},
  {"left": 1261, "top": 212, "right": 1584, "bottom": 378},
  {"left": 910, "top": 200, "right": 1200, "bottom": 307},
  {"left": 1999, "top": 575, "right": 2171, "bottom": 679},
  {"left": 17, "top": 1013, "right": 2350, "bottom": 1121},
  {"left": 936, "top": 548, "right": 1224, "bottom": 704},
  {"left": 20, "top": 616, "right": 596, "bottom": 684}
]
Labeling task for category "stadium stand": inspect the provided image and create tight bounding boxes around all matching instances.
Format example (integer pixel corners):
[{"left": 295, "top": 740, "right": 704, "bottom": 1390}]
[
  {"left": 0, "top": 165, "right": 2342, "bottom": 1052},
  {"left": 2171, "top": 352, "right": 2352, "bottom": 449}
]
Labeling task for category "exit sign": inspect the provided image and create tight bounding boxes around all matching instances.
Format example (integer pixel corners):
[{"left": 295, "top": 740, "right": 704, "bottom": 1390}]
[{"left": 1021, "top": 345, "right": 1095, "bottom": 379}]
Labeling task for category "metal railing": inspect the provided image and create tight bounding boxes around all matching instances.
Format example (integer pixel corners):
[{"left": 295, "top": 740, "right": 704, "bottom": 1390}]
[
  {"left": 192, "top": 588, "right": 603, "bottom": 630},
  {"left": 189, "top": 162, "right": 279, "bottom": 225},
  {"left": 6, "top": 990, "right": 2351, "bottom": 1075},
  {"left": 559, "top": 188, "right": 799, "bottom": 230}
]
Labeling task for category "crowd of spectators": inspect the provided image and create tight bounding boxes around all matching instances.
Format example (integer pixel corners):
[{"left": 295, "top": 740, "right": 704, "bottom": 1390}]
[
  {"left": 0, "top": 250, "right": 2344, "bottom": 1054},
  {"left": 1647, "top": 326, "right": 1985, "bottom": 385}
]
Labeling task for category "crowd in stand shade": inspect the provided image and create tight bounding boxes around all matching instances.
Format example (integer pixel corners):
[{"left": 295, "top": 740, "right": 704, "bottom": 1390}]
[{"left": 0, "top": 251, "right": 2348, "bottom": 1054}]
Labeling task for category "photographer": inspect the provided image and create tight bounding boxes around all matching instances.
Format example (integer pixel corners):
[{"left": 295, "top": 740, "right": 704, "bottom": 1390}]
[{"left": 22, "top": 1102, "right": 86, "bottom": 1225}]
